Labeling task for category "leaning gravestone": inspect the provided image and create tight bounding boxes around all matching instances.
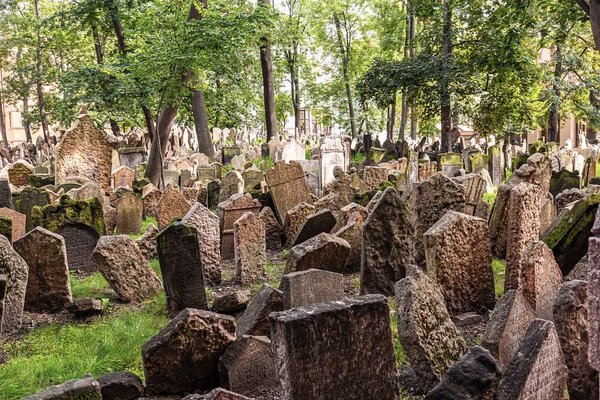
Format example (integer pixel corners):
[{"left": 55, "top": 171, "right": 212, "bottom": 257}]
[
  {"left": 496, "top": 319, "right": 568, "bottom": 400},
  {"left": 395, "top": 265, "right": 468, "bottom": 392},
  {"left": 0, "top": 208, "right": 25, "bottom": 242},
  {"left": 284, "top": 233, "right": 350, "bottom": 275},
  {"left": 217, "top": 335, "right": 278, "bottom": 395},
  {"left": 361, "top": 187, "right": 414, "bottom": 296},
  {"left": 259, "top": 207, "right": 282, "bottom": 251},
  {"left": 236, "top": 284, "right": 283, "bottom": 339},
  {"left": 182, "top": 203, "right": 222, "bottom": 285},
  {"left": 0, "top": 235, "right": 28, "bottom": 334},
  {"left": 282, "top": 202, "right": 315, "bottom": 248},
  {"left": 265, "top": 161, "right": 312, "bottom": 222},
  {"left": 143, "top": 309, "right": 236, "bottom": 395},
  {"left": 156, "top": 184, "right": 191, "bottom": 230},
  {"left": 423, "top": 210, "right": 495, "bottom": 316},
  {"left": 55, "top": 108, "right": 112, "bottom": 190},
  {"left": 553, "top": 280, "right": 599, "bottom": 400},
  {"left": 8, "top": 160, "right": 34, "bottom": 187},
  {"left": 291, "top": 208, "right": 337, "bottom": 246},
  {"left": 481, "top": 290, "right": 536, "bottom": 367},
  {"left": 13, "top": 186, "right": 50, "bottom": 231},
  {"left": 234, "top": 212, "right": 266, "bottom": 285},
  {"left": 56, "top": 224, "right": 101, "bottom": 272},
  {"left": 115, "top": 194, "right": 143, "bottom": 235},
  {"left": 14, "top": 227, "right": 71, "bottom": 313},
  {"left": 93, "top": 236, "right": 161, "bottom": 303},
  {"left": 270, "top": 295, "right": 398, "bottom": 399},
  {"left": 0, "top": 179, "right": 13, "bottom": 210},
  {"left": 280, "top": 269, "right": 344, "bottom": 309},
  {"left": 157, "top": 222, "right": 207, "bottom": 316}
]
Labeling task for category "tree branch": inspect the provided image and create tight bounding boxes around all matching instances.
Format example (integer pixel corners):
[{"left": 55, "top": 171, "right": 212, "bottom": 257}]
[{"left": 574, "top": 0, "right": 591, "bottom": 17}]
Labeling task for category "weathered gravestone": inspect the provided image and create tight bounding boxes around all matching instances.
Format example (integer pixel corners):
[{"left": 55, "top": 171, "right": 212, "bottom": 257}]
[
  {"left": 0, "top": 275, "right": 6, "bottom": 329},
  {"left": 134, "top": 223, "right": 159, "bottom": 260},
  {"left": 142, "top": 309, "right": 236, "bottom": 395},
  {"left": 0, "top": 236, "right": 28, "bottom": 334},
  {"left": 496, "top": 319, "right": 568, "bottom": 400},
  {"left": 361, "top": 187, "right": 414, "bottom": 296},
  {"left": 182, "top": 202, "right": 222, "bottom": 285},
  {"left": 0, "top": 179, "right": 13, "bottom": 210},
  {"left": 280, "top": 269, "right": 344, "bottom": 309},
  {"left": 112, "top": 166, "right": 135, "bottom": 189},
  {"left": 0, "top": 217, "right": 11, "bottom": 243},
  {"left": 488, "top": 144, "right": 504, "bottom": 187},
  {"left": 13, "top": 186, "right": 50, "bottom": 231},
  {"left": 265, "top": 161, "right": 312, "bottom": 222},
  {"left": 282, "top": 202, "right": 315, "bottom": 248},
  {"left": 218, "top": 335, "right": 278, "bottom": 395},
  {"left": 93, "top": 235, "right": 161, "bottom": 303},
  {"left": 162, "top": 169, "right": 180, "bottom": 188},
  {"left": 395, "top": 265, "right": 468, "bottom": 392},
  {"left": 363, "top": 166, "right": 389, "bottom": 190},
  {"left": 155, "top": 184, "right": 191, "bottom": 230},
  {"left": 236, "top": 284, "right": 283, "bottom": 338},
  {"left": 481, "top": 290, "right": 536, "bottom": 367},
  {"left": 319, "top": 136, "right": 345, "bottom": 190},
  {"left": 118, "top": 147, "right": 146, "bottom": 169},
  {"left": 55, "top": 224, "right": 101, "bottom": 272},
  {"left": 222, "top": 146, "right": 241, "bottom": 165},
  {"left": 587, "top": 235, "right": 600, "bottom": 377},
  {"left": 270, "top": 295, "right": 398, "bottom": 400},
  {"left": 115, "top": 194, "right": 143, "bottom": 235},
  {"left": 0, "top": 208, "right": 25, "bottom": 242},
  {"left": 258, "top": 206, "right": 282, "bottom": 251},
  {"left": 14, "top": 227, "right": 71, "bottom": 313},
  {"left": 553, "top": 280, "right": 599, "bottom": 400},
  {"left": 219, "top": 170, "right": 244, "bottom": 204},
  {"left": 423, "top": 210, "right": 495, "bottom": 316},
  {"left": 157, "top": 222, "right": 208, "bottom": 316},
  {"left": 234, "top": 212, "right": 266, "bottom": 285},
  {"left": 333, "top": 221, "right": 362, "bottom": 272},
  {"left": 217, "top": 194, "right": 261, "bottom": 260},
  {"left": 55, "top": 108, "right": 112, "bottom": 190},
  {"left": 437, "top": 153, "right": 463, "bottom": 177},
  {"left": 241, "top": 167, "right": 263, "bottom": 193},
  {"left": 284, "top": 233, "right": 350, "bottom": 275},
  {"left": 8, "top": 160, "right": 34, "bottom": 187},
  {"left": 291, "top": 208, "right": 337, "bottom": 246},
  {"left": 550, "top": 168, "right": 581, "bottom": 198},
  {"left": 141, "top": 184, "right": 162, "bottom": 218}
]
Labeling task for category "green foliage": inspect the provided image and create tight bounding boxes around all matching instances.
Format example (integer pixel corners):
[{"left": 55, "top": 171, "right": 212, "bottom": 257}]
[
  {"left": 249, "top": 261, "right": 286, "bottom": 296},
  {"left": 128, "top": 216, "right": 158, "bottom": 240},
  {"left": 350, "top": 152, "right": 366, "bottom": 164},
  {"left": 492, "top": 259, "right": 506, "bottom": 299},
  {"left": 251, "top": 157, "right": 274, "bottom": 170},
  {"left": 387, "top": 298, "right": 409, "bottom": 367}
]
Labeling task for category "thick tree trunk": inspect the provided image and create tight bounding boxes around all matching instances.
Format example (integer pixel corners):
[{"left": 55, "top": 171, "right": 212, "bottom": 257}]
[
  {"left": 399, "top": 92, "right": 408, "bottom": 142},
  {"left": 34, "top": 0, "right": 49, "bottom": 144},
  {"left": 0, "top": 89, "right": 9, "bottom": 149},
  {"left": 109, "top": 119, "right": 120, "bottom": 136},
  {"left": 548, "top": 44, "right": 562, "bottom": 143},
  {"left": 192, "top": 88, "right": 214, "bottom": 158},
  {"left": 22, "top": 96, "right": 32, "bottom": 143},
  {"left": 333, "top": 13, "right": 357, "bottom": 138},
  {"left": 409, "top": 0, "right": 417, "bottom": 141},
  {"left": 440, "top": 0, "right": 453, "bottom": 153},
  {"left": 259, "top": 0, "right": 277, "bottom": 142},
  {"left": 287, "top": 48, "right": 301, "bottom": 132},
  {"left": 387, "top": 92, "right": 396, "bottom": 141}
]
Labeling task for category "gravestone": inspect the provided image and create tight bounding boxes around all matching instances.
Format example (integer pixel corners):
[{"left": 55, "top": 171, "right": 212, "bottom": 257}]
[
  {"left": 217, "top": 194, "right": 261, "bottom": 260},
  {"left": 280, "top": 269, "right": 344, "bottom": 309},
  {"left": 481, "top": 290, "right": 536, "bottom": 367},
  {"left": 142, "top": 185, "right": 162, "bottom": 218},
  {"left": 182, "top": 203, "right": 222, "bottom": 285},
  {"left": 93, "top": 235, "right": 161, "bottom": 303},
  {"left": 134, "top": 223, "right": 159, "bottom": 260},
  {"left": 13, "top": 186, "right": 50, "bottom": 231},
  {"left": 241, "top": 167, "right": 263, "bottom": 192},
  {"left": 519, "top": 241, "right": 562, "bottom": 320},
  {"left": 285, "top": 233, "right": 350, "bottom": 275},
  {"left": 219, "top": 170, "right": 244, "bottom": 204},
  {"left": 333, "top": 221, "right": 362, "bottom": 272},
  {"left": 270, "top": 295, "right": 398, "bottom": 399},
  {"left": 157, "top": 222, "right": 207, "bottom": 316},
  {"left": 142, "top": 309, "right": 236, "bottom": 395},
  {"left": 234, "top": 212, "right": 266, "bottom": 285},
  {"left": 436, "top": 153, "right": 463, "bottom": 177},
  {"left": 361, "top": 187, "right": 415, "bottom": 296},
  {"left": 291, "top": 209, "right": 337, "bottom": 246},
  {"left": 0, "top": 217, "right": 11, "bottom": 243},
  {"left": 115, "top": 194, "right": 143, "bottom": 235},
  {"left": 0, "top": 208, "right": 25, "bottom": 242},
  {"left": 395, "top": 265, "right": 468, "bottom": 391},
  {"left": 283, "top": 202, "right": 316, "bottom": 248},
  {"left": 222, "top": 146, "right": 241, "bottom": 165},
  {"left": 488, "top": 144, "right": 504, "bottom": 186},
  {"left": 156, "top": 185, "right": 191, "bottom": 229},
  {"left": 496, "top": 319, "right": 568, "bottom": 400},
  {"left": 0, "top": 179, "right": 13, "bottom": 209},
  {"left": 553, "top": 280, "right": 598, "bottom": 400},
  {"left": 319, "top": 136, "right": 345, "bottom": 190},
  {"left": 118, "top": 147, "right": 146, "bottom": 169},
  {"left": 0, "top": 275, "right": 6, "bottom": 326},
  {"left": 236, "top": 284, "right": 283, "bottom": 338},
  {"left": 55, "top": 224, "right": 101, "bottom": 271},
  {"left": 162, "top": 169, "right": 180, "bottom": 188},
  {"left": 55, "top": 110, "right": 112, "bottom": 190},
  {"left": 14, "top": 227, "right": 71, "bottom": 313},
  {"left": 424, "top": 210, "right": 495, "bottom": 315},
  {"left": 217, "top": 335, "right": 278, "bottom": 395},
  {"left": 281, "top": 138, "right": 305, "bottom": 162},
  {"left": 550, "top": 169, "right": 581, "bottom": 198},
  {"left": 8, "top": 160, "right": 34, "bottom": 187},
  {"left": 265, "top": 161, "right": 312, "bottom": 222},
  {"left": 0, "top": 236, "right": 28, "bottom": 334},
  {"left": 112, "top": 166, "right": 135, "bottom": 189},
  {"left": 22, "top": 376, "right": 101, "bottom": 400},
  {"left": 363, "top": 166, "right": 389, "bottom": 190},
  {"left": 586, "top": 235, "right": 600, "bottom": 375},
  {"left": 258, "top": 207, "right": 282, "bottom": 251}
]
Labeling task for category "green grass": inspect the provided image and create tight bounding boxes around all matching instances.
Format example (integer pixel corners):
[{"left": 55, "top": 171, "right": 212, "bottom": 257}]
[
  {"left": 249, "top": 261, "right": 285, "bottom": 296},
  {"left": 492, "top": 259, "right": 505, "bottom": 299},
  {"left": 70, "top": 271, "right": 112, "bottom": 300},
  {"left": 388, "top": 298, "right": 409, "bottom": 367},
  {"left": 251, "top": 156, "right": 274, "bottom": 170},
  {"left": 128, "top": 216, "right": 158, "bottom": 240},
  {"left": 483, "top": 190, "right": 497, "bottom": 207},
  {"left": 350, "top": 153, "right": 366, "bottom": 164}
]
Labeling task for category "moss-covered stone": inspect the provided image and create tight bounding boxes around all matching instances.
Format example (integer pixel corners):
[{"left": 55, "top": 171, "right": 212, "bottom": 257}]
[
  {"left": 353, "top": 190, "right": 378, "bottom": 207},
  {"left": 512, "top": 153, "right": 529, "bottom": 171},
  {"left": 376, "top": 180, "right": 394, "bottom": 191},
  {"left": 0, "top": 216, "right": 12, "bottom": 243},
  {"left": 549, "top": 169, "right": 581, "bottom": 198},
  {"left": 468, "top": 153, "right": 488, "bottom": 173},
  {"left": 13, "top": 187, "right": 50, "bottom": 231},
  {"left": 528, "top": 139, "right": 543, "bottom": 155},
  {"left": 31, "top": 195, "right": 105, "bottom": 235},
  {"left": 27, "top": 174, "right": 55, "bottom": 188}
]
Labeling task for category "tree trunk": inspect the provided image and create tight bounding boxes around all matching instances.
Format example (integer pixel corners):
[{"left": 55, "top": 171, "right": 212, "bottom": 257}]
[
  {"left": 548, "top": 43, "right": 562, "bottom": 143},
  {"left": 22, "top": 96, "right": 32, "bottom": 143},
  {"left": 0, "top": 89, "right": 9, "bottom": 149},
  {"left": 192, "top": 88, "right": 214, "bottom": 158},
  {"left": 399, "top": 92, "right": 408, "bottom": 142},
  {"left": 91, "top": 23, "right": 104, "bottom": 64},
  {"left": 333, "top": 13, "right": 357, "bottom": 138},
  {"left": 34, "top": 0, "right": 49, "bottom": 144},
  {"left": 409, "top": 0, "right": 417, "bottom": 141},
  {"left": 440, "top": 0, "right": 453, "bottom": 153},
  {"left": 109, "top": 119, "right": 120, "bottom": 136},
  {"left": 259, "top": 0, "right": 277, "bottom": 142},
  {"left": 287, "top": 48, "right": 301, "bottom": 133},
  {"left": 388, "top": 91, "right": 396, "bottom": 141}
]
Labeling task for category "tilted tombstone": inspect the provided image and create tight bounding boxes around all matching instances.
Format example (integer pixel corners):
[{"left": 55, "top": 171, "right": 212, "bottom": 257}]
[
  {"left": 234, "top": 212, "right": 266, "bottom": 285},
  {"left": 93, "top": 235, "right": 162, "bottom": 303},
  {"left": 115, "top": 194, "right": 143, "bottom": 235},
  {"left": 280, "top": 269, "right": 344, "bottom": 309},
  {"left": 361, "top": 187, "right": 415, "bottom": 296},
  {"left": 395, "top": 265, "right": 468, "bottom": 392},
  {"left": 55, "top": 109, "right": 112, "bottom": 190},
  {"left": 265, "top": 161, "right": 312, "bottom": 223},
  {"left": 0, "top": 236, "right": 28, "bottom": 334},
  {"left": 496, "top": 319, "right": 568, "bottom": 400},
  {"left": 142, "top": 309, "right": 236, "bottom": 395},
  {"left": 291, "top": 208, "right": 337, "bottom": 247},
  {"left": 553, "top": 280, "right": 599, "bottom": 400},
  {"left": 423, "top": 210, "right": 495, "bottom": 316},
  {"left": 217, "top": 335, "right": 278, "bottom": 395},
  {"left": 270, "top": 295, "right": 398, "bottom": 399},
  {"left": 157, "top": 222, "right": 208, "bottom": 316},
  {"left": 155, "top": 184, "right": 191, "bottom": 230},
  {"left": 14, "top": 227, "right": 71, "bottom": 313},
  {"left": 217, "top": 194, "right": 261, "bottom": 260},
  {"left": 236, "top": 284, "right": 283, "bottom": 338},
  {"left": 219, "top": 170, "right": 244, "bottom": 204},
  {"left": 284, "top": 233, "right": 350, "bottom": 275},
  {"left": 0, "top": 208, "right": 25, "bottom": 242},
  {"left": 181, "top": 202, "right": 222, "bottom": 285},
  {"left": 481, "top": 290, "right": 536, "bottom": 367}
]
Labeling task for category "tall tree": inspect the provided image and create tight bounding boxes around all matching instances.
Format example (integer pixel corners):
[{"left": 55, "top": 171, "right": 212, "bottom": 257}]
[
  {"left": 259, "top": 0, "right": 277, "bottom": 141},
  {"left": 34, "top": 0, "right": 50, "bottom": 143}
]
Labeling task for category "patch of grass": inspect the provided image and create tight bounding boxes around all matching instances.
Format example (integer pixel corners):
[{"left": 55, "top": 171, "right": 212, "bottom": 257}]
[
  {"left": 350, "top": 152, "right": 366, "bottom": 164},
  {"left": 129, "top": 217, "right": 158, "bottom": 240},
  {"left": 250, "top": 261, "right": 285, "bottom": 296},
  {"left": 70, "top": 271, "right": 111, "bottom": 300},
  {"left": 388, "top": 298, "right": 409, "bottom": 367},
  {"left": 0, "top": 294, "right": 169, "bottom": 399},
  {"left": 483, "top": 190, "right": 497, "bottom": 207},
  {"left": 492, "top": 259, "right": 505, "bottom": 299},
  {"left": 251, "top": 156, "right": 274, "bottom": 170}
]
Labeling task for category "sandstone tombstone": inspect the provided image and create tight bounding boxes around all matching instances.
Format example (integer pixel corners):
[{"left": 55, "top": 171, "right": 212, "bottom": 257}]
[
  {"left": 115, "top": 194, "right": 143, "bottom": 235},
  {"left": 270, "top": 295, "right": 398, "bottom": 400},
  {"left": 280, "top": 269, "right": 344, "bottom": 309},
  {"left": 8, "top": 160, "right": 34, "bottom": 187},
  {"left": 234, "top": 212, "right": 266, "bottom": 285},
  {"left": 219, "top": 170, "right": 244, "bottom": 204},
  {"left": 236, "top": 284, "right": 283, "bottom": 338},
  {"left": 282, "top": 202, "right": 315, "bottom": 247},
  {"left": 217, "top": 194, "right": 261, "bottom": 260},
  {"left": 156, "top": 184, "right": 191, "bottom": 229},
  {"left": 363, "top": 166, "right": 389, "bottom": 190},
  {"left": 134, "top": 223, "right": 159, "bottom": 260},
  {"left": 0, "top": 236, "right": 28, "bottom": 334},
  {"left": 0, "top": 208, "right": 25, "bottom": 242},
  {"left": 55, "top": 223, "right": 101, "bottom": 271},
  {"left": 284, "top": 232, "right": 350, "bottom": 275},
  {"left": 112, "top": 166, "right": 135, "bottom": 189},
  {"left": 182, "top": 203, "right": 222, "bottom": 285},
  {"left": 291, "top": 208, "right": 337, "bottom": 246},
  {"left": 258, "top": 207, "right": 282, "bottom": 251},
  {"left": 157, "top": 222, "right": 208, "bottom": 316},
  {"left": 13, "top": 186, "right": 49, "bottom": 231},
  {"left": 14, "top": 227, "right": 71, "bottom": 313},
  {"left": 118, "top": 147, "right": 146, "bottom": 169},
  {"left": 265, "top": 161, "right": 312, "bottom": 222}
]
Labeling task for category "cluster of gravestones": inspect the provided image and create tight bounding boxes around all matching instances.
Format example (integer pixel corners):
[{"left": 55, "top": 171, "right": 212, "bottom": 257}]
[{"left": 5, "top": 104, "right": 600, "bottom": 399}]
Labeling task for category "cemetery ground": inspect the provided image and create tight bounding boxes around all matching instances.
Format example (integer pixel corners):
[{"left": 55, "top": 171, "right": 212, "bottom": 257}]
[{"left": 0, "top": 211, "right": 507, "bottom": 399}]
